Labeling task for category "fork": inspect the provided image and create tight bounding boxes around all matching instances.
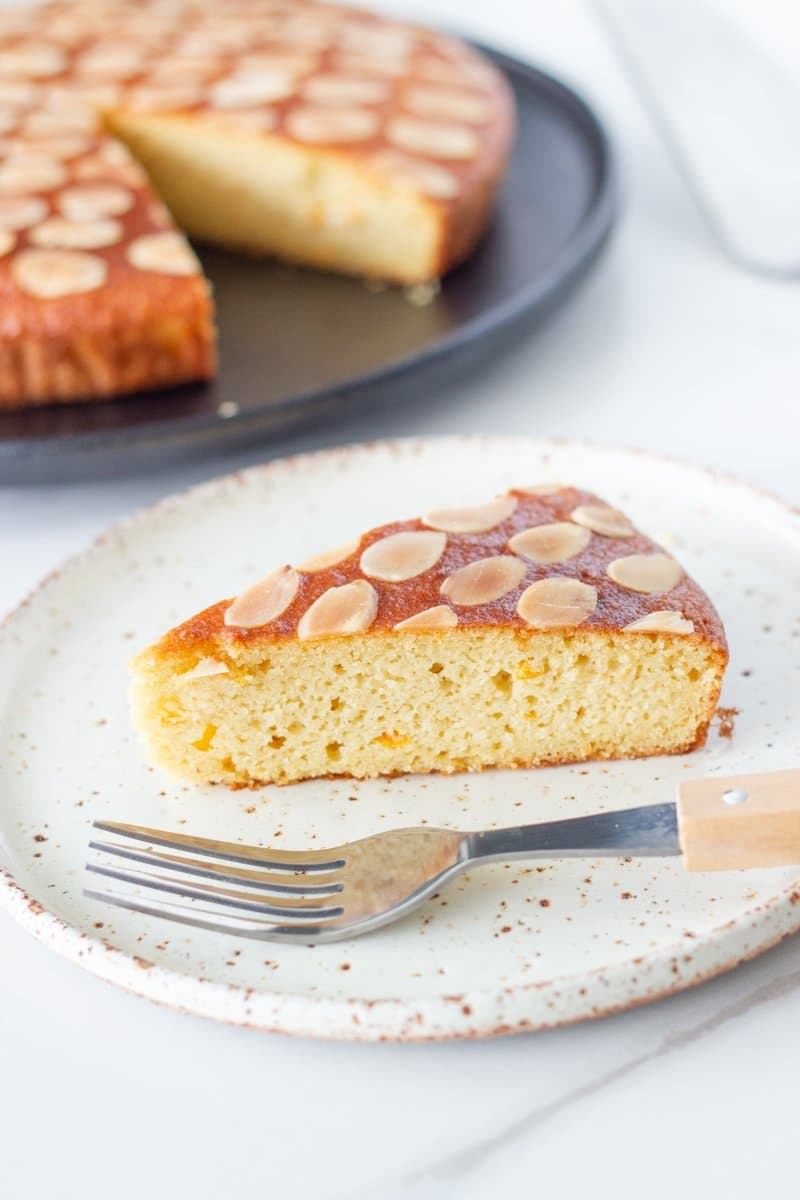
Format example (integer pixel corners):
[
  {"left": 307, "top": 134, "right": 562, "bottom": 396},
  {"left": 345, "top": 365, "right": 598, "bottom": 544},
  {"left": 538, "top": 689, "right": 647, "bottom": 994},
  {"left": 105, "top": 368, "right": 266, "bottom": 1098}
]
[{"left": 85, "top": 769, "right": 800, "bottom": 944}]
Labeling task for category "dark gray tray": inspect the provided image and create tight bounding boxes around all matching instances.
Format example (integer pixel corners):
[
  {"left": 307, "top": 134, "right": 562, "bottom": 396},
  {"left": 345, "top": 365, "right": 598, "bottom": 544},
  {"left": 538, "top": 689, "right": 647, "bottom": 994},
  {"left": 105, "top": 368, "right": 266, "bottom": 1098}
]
[{"left": 0, "top": 47, "right": 618, "bottom": 484}]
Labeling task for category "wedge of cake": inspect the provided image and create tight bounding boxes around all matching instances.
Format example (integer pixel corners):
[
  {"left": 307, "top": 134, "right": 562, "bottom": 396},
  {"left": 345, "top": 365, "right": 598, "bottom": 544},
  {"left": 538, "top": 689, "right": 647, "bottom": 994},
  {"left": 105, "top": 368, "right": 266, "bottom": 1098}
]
[
  {"left": 130, "top": 485, "right": 728, "bottom": 787},
  {"left": 0, "top": 0, "right": 514, "bottom": 407}
]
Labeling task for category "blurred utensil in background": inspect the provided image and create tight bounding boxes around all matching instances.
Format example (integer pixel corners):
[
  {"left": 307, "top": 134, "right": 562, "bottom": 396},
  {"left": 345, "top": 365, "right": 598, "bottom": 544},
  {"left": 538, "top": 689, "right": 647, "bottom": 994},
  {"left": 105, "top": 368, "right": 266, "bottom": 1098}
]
[{"left": 594, "top": 0, "right": 800, "bottom": 276}]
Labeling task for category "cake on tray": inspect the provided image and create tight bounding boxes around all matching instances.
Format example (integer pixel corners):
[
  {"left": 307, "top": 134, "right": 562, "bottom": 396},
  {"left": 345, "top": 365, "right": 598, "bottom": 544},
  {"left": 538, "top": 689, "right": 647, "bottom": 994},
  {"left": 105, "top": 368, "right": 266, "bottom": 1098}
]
[
  {"left": 130, "top": 484, "right": 728, "bottom": 787},
  {"left": 0, "top": 0, "right": 515, "bottom": 408}
]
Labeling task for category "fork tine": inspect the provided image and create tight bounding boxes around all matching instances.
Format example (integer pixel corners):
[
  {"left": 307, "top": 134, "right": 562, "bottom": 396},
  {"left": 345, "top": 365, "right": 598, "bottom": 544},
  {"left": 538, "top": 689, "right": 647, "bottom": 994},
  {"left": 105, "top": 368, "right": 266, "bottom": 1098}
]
[
  {"left": 86, "top": 862, "right": 344, "bottom": 920},
  {"left": 92, "top": 820, "right": 345, "bottom": 873},
  {"left": 89, "top": 839, "right": 344, "bottom": 896},
  {"left": 83, "top": 888, "right": 334, "bottom": 942}
]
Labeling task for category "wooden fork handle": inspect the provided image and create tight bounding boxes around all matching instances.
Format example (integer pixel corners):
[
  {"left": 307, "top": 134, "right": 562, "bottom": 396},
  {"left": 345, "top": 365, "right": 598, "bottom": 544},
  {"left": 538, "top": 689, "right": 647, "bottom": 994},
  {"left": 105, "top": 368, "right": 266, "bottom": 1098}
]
[{"left": 677, "top": 769, "right": 800, "bottom": 871}]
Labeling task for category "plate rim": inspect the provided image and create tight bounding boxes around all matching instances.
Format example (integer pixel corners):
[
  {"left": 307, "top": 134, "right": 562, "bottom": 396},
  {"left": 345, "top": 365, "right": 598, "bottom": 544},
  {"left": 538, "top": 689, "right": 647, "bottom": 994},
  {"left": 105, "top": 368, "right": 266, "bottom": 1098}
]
[
  {"left": 2, "top": 433, "right": 800, "bottom": 1042},
  {"left": 0, "top": 47, "right": 619, "bottom": 481}
]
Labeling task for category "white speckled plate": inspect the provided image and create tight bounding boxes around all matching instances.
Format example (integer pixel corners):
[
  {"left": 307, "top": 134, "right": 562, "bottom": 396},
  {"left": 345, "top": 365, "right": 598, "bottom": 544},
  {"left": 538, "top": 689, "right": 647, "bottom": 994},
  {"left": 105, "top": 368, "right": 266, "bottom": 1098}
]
[{"left": 1, "top": 437, "right": 799, "bottom": 1040}]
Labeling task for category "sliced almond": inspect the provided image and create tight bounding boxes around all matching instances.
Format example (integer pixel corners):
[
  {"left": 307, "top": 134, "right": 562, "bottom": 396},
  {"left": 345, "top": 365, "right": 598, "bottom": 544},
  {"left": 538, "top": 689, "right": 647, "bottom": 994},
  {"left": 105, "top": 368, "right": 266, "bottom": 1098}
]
[
  {"left": 127, "top": 232, "right": 199, "bottom": 276},
  {"left": 210, "top": 71, "right": 295, "bottom": 108},
  {"left": 0, "top": 44, "right": 66, "bottom": 80},
  {"left": 624, "top": 610, "right": 695, "bottom": 635},
  {"left": 30, "top": 217, "right": 122, "bottom": 249},
  {"left": 43, "top": 83, "right": 121, "bottom": 109},
  {"left": 394, "top": 604, "right": 457, "bottom": 631},
  {"left": 0, "top": 195, "right": 48, "bottom": 230},
  {"left": 0, "top": 154, "right": 66, "bottom": 194},
  {"left": 404, "top": 85, "right": 490, "bottom": 124},
  {"left": 11, "top": 248, "right": 107, "bottom": 298},
  {"left": 369, "top": 150, "right": 460, "bottom": 199},
  {"left": 0, "top": 80, "right": 39, "bottom": 106},
  {"left": 508, "top": 522, "right": 591, "bottom": 564},
  {"left": 517, "top": 483, "right": 566, "bottom": 496},
  {"left": 360, "top": 530, "right": 446, "bottom": 582},
  {"left": 423, "top": 495, "right": 516, "bottom": 534},
  {"left": 297, "top": 538, "right": 360, "bottom": 573},
  {"left": 24, "top": 108, "right": 97, "bottom": 136},
  {"left": 0, "top": 228, "right": 14, "bottom": 257},
  {"left": 441, "top": 555, "right": 525, "bottom": 606},
  {"left": 237, "top": 51, "right": 319, "bottom": 76},
  {"left": 571, "top": 504, "right": 634, "bottom": 538},
  {"left": 414, "top": 57, "right": 481, "bottom": 87},
  {"left": 147, "top": 55, "right": 222, "bottom": 82},
  {"left": 332, "top": 52, "right": 407, "bottom": 78},
  {"left": 387, "top": 116, "right": 478, "bottom": 160},
  {"left": 16, "top": 134, "right": 91, "bottom": 161},
  {"left": 286, "top": 106, "right": 379, "bottom": 143},
  {"left": 179, "top": 657, "right": 231, "bottom": 681},
  {"left": 338, "top": 25, "right": 414, "bottom": 61},
  {"left": 608, "top": 553, "right": 683, "bottom": 595},
  {"left": 302, "top": 74, "right": 389, "bottom": 106},
  {"left": 517, "top": 577, "right": 597, "bottom": 628},
  {"left": 298, "top": 579, "right": 378, "bottom": 639},
  {"left": 59, "top": 184, "right": 134, "bottom": 220},
  {"left": 224, "top": 565, "right": 299, "bottom": 628},
  {"left": 125, "top": 85, "right": 202, "bottom": 111},
  {"left": 76, "top": 48, "right": 144, "bottom": 80}
]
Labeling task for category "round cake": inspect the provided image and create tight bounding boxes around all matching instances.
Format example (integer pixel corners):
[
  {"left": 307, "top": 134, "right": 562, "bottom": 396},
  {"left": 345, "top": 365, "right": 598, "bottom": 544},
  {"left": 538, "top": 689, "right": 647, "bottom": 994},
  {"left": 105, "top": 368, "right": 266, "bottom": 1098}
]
[{"left": 0, "top": 0, "right": 516, "bottom": 408}]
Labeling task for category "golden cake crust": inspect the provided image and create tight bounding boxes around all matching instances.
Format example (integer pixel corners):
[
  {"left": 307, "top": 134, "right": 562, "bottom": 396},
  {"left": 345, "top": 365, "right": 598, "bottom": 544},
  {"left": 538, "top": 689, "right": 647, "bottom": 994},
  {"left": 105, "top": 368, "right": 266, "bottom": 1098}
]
[{"left": 160, "top": 486, "right": 728, "bottom": 654}]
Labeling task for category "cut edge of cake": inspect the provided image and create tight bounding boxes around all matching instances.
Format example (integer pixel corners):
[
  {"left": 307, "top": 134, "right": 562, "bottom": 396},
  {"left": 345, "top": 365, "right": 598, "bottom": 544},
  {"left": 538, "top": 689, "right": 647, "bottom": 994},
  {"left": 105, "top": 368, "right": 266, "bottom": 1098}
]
[{"left": 130, "top": 484, "right": 728, "bottom": 788}]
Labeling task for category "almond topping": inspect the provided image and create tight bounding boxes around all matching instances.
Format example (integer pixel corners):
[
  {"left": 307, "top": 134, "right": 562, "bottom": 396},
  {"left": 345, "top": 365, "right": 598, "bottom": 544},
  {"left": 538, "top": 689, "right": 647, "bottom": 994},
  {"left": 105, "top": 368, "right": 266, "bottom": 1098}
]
[
  {"left": 423, "top": 495, "right": 517, "bottom": 534},
  {"left": 18, "top": 134, "right": 91, "bottom": 160},
  {"left": 370, "top": 150, "right": 460, "bottom": 199},
  {"left": 0, "top": 228, "right": 14, "bottom": 257},
  {"left": 333, "top": 52, "right": 407, "bottom": 78},
  {"left": 297, "top": 538, "right": 360, "bottom": 572},
  {"left": 0, "top": 44, "right": 66, "bottom": 79},
  {"left": 210, "top": 71, "right": 295, "bottom": 108},
  {"left": 286, "top": 106, "right": 379, "bottom": 143},
  {"left": 517, "top": 578, "right": 597, "bottom": 628},
  {"left": 0, "top": 105, "right": 16, "bottom": 136},
  {"left": 0, "top": 154, "right": 66, "bottom": 193},
  {"left": 0, "top": 195, "right": 47, "bottom": 229},
  {"left": 207, "top": 108, "right": 278, "bottom": 132},
  {"left": 517, "top": 483, "right": 566, "bottom": 496},
  {"left": 298, "top": 579, "right": 378, "bottom": 639},
  {"left": 224, "top": 565, "right": 299, "bottom": 628},
  {"left": 608, "top": 553, "right": 683, "bottom": 594},
  {"left": 11, "top": 248, "right": 107, "bottom": 298},
  {"left": 624, "top": 610, "right": 695, "bottom": 635},
  {"left": 24, "top": 109, "right": 96, "bottom": 135},
  {"left": 404, "top": 85, "right": 490, "bottom": 124},
  {"left": 125, "top": 85, "right": 202, "bottom": 111},
  {"left": 387, "top": 116, "right": 478, "bottom": 160},
  {"left": 30, "top": 217, "right": 122, "bottom": 249},
  {"left": 76, "top": 47, "right": 144, "bottom": 80},
  {"left": 127, "top": 232, "right": 199, "bottom": 276},
  {"left": 59, "top": 184, "right": 133, "bottom": 220},
  {"left": 179, "top": 657, "right": 231, "bottom": 681},
  {"left": 571, "top": 504, "right": 634, "bottom": 538},
  {"left": 441, "top": 555, "right": 526, "bottom": 606},
  {"left": 360, "top": 530, "right": 446, "bottom": 582},
  {"left": 394, "top": 605, "right": 457, "bottom": 631},
  {"left": 508, "top": 522, "right": 591, "bottom": 564},
  {"left": 302, "top": 74, "right": 389, "bottom": 105},
  {"left": 0, "top": 80, "right": 38, "bottom": 106}
]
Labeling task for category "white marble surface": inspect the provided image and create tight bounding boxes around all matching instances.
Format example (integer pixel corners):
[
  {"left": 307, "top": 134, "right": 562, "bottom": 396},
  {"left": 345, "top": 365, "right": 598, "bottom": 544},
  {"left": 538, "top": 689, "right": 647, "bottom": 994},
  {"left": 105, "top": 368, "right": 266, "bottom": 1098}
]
[{"left": 2, "top": 1, "right": 800, "bottom": 1196}]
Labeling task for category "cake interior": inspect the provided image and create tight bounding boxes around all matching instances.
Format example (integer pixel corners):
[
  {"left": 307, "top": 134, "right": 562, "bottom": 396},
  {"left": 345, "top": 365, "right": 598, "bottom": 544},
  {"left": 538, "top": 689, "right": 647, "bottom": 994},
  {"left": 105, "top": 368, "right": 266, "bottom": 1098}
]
[
  {"left": 105, "top": 111, "right": 441, "bottom": 282},
  {"left": 132, "top": 626, "right": 726, "bottom": 787}
]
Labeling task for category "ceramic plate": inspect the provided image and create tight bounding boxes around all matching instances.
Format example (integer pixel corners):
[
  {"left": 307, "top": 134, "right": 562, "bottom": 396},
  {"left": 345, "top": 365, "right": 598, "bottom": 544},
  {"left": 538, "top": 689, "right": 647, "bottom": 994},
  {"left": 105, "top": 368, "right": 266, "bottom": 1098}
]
[{"left": 1, "top": 437, "right": 799, "bottom": 1041}]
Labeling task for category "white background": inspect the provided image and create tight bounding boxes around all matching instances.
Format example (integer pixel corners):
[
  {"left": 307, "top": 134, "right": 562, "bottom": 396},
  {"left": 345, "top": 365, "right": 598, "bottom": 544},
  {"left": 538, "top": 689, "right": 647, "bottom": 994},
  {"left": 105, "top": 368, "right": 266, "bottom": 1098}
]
[{"left": 2, "top": 1, "right": 800, "bottom": 1197}]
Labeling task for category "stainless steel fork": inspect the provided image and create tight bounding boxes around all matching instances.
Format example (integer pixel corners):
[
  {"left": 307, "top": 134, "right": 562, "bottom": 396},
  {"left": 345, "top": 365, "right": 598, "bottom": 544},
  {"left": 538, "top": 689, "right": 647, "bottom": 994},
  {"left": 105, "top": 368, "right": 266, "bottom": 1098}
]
[{"left": 85, "top": 769, "right": 800, "bottom": 943}]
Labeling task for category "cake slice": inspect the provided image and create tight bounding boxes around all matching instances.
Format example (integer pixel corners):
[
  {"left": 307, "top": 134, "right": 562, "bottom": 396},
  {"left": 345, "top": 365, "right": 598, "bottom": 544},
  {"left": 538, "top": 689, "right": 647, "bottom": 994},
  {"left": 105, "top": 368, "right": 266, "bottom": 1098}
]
[{"left": 130, "top": 485, "right": 728, "bottom": 787}]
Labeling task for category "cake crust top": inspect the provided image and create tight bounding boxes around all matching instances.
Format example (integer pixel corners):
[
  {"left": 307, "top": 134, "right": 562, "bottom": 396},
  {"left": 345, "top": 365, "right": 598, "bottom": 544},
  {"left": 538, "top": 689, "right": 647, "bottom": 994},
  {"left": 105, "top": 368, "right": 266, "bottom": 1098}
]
[{"left": 157, "top": 485, "right": 728, "bottom": 656}]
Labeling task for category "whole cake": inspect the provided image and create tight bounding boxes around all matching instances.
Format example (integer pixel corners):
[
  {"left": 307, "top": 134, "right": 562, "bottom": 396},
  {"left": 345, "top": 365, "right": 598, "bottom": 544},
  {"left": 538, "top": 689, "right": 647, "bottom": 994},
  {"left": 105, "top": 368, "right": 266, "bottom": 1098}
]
[
  {"left": 131, "top": 485, "right": 728, "bottom": 787},
  {"left": 0, "top": 0, "right": 515, "bottom": 408}
]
